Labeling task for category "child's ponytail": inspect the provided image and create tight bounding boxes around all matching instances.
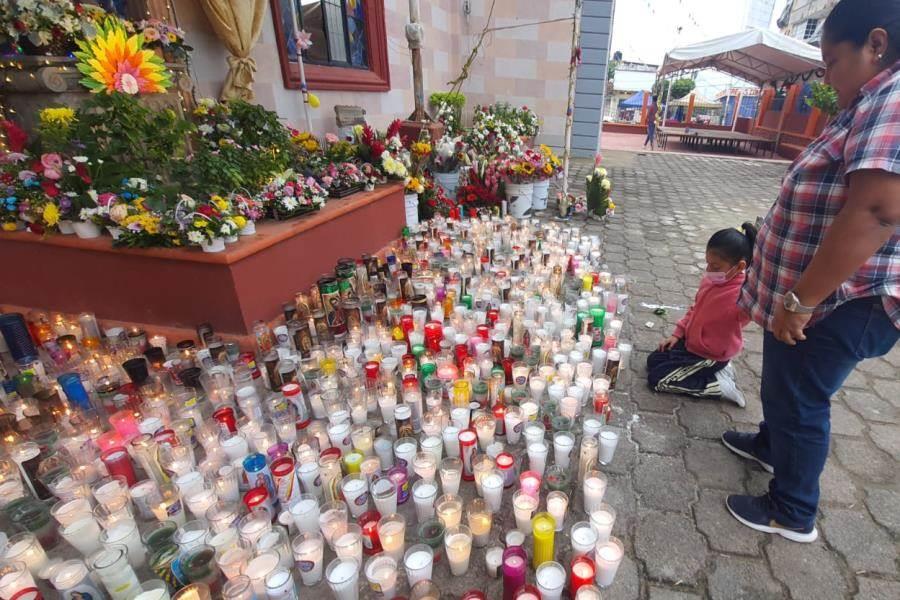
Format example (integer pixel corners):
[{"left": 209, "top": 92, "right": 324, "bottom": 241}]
[{"left": 707, "top": 222, "right": 758, "bottom": 266}]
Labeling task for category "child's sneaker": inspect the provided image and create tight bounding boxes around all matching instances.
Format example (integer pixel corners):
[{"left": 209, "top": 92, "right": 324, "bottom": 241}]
[
  {"left": 715, "top": 368, "right": 746, "bottom": 407},
  {"left": 722, "top": 361, "right": 736, "bottom": 381}
]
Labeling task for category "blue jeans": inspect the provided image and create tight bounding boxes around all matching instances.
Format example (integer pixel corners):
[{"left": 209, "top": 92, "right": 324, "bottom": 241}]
[
  {"left": 754, "top": 297, "right": 899, "bottom": 528},
  {"left": 644, "top": 122, "right": 656, "bottom": 146}
]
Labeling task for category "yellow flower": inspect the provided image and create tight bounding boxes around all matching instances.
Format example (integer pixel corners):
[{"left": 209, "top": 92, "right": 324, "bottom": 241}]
[
  {"left": 39, "top": 107, "right": 76, "bottom": 128},
  {"left": 193, "top": 105, "right": 209, "bottom": 116},
  {"left": 543, "top": 164, "right": 553, "bottom": 175},
  {"left": 412, "top": 142, "right": 432, "bottom": 156},
  {"left": 167, "top": 32, "right": 178, "bottom": 43},
  {"left": 193, "top": 219, "right": 208, "bottom": 228},
  {"left": 211, "top": 195, "right": 229, "bottom": 212},
  {"left": 43, "top": 203, "right": 60, "bottom": 226},
  {"left": 142, "top": 216, "right": 160, "bottom": 234},
  {"left": 1, "top": 222, "right": 17, "bottom": 232},
  {"left": 232, "top": 215, "right": 247, "bottom": 229},
  {"left": 302, "top": 139, "right": 319, "bottom": 152}
]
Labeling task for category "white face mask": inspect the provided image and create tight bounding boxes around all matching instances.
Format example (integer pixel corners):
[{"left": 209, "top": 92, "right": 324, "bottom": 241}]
[{"left": 703, "top": 264, "right": 738, "bottom": 285}]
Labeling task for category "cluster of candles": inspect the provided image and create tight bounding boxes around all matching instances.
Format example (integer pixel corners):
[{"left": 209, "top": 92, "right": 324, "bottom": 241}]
[{"left": 0, "top": 214, "right": 633, "bottom": 599}]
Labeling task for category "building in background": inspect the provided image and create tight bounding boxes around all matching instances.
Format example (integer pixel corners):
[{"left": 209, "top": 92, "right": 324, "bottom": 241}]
[
  {"left": 715, "top": 87, "right": 761, "bottom": 126},
  {"left": 743, "top": 0, "right": 776, "bottom": 30},
  {"left": 603, "top": 61, "right": 658, "bottom": 123},
  {"left": 777, "top": 0, "right": 838, "bottom": 45}
]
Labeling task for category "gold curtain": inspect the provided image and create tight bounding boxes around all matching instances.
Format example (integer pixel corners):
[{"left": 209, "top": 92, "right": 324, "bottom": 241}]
[{"left": 198, "top": 0, "right": 268, "bottom": 101}]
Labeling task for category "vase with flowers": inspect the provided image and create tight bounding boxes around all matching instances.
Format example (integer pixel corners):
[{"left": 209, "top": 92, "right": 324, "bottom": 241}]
[
  {"left": 499, "top": 150, "right": 542, "bottom": 218},
  {"left": 258, "top": 171, "right": 327, "bottom": 220}
]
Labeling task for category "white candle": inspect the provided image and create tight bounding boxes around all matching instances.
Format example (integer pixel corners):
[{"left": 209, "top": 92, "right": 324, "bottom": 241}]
[
  {"left": 244, "top": 551, "right": 279, "bottom": 597},
  {"left": 523, "top": 422, "right": 544, "bottom": 445},
  {"left": 403, "top": 545, "right": 434, "bottom": 588},
  {"left": 504, "top": 407, "right": 524, "bottom": 444},
  {"left": 372, "top": 478, "right": 398, "bottom": 516},
  {"left": 325, "top": 557, "right": 360, "bottom": 600},
  {"left": 547, "top": 492, "right": 568, "bottom": 532},
  {"left": 217, "top": 546, "right": 251, "bottom": 580},
  {"left": 439, "top": 458, "right": 462, "bottom": 495},
  {"left": 475, "top": 416, "right": 496, "bottom": 450},
  {"left": 334, "top": 528, "right": 363, "bottom": 567},
  {"left": 527, "top": 441, "right": 548, "bottom": 475},
  {"left": 583, "top": 473, "right": 608, "bottom": 514},
  {"left": 374, "top": 437, "right": 394, "bottom": 470},
  {"left": 570, "top": 521, "right": 598, "bottom": 557},
  {"left": 485, "top": 546, "right": 504, "bottom": 577},
  {"left": 221, "top": 435, "right": 250, "bottom": 462},
  {"left": 445, "top": 527, "right": 473, "bottom": 576},
  {"left": 364, "top": 554, "right": 398, "bottom": 598},
  {"left": 341, "top": 477, "right": 369, "bottom": 518},
  {"left": 101, "top": 519, "right": 146, "bottom": 568},
  {"left": 412, "top": 453, "right": 437, "bottom": 483},
  {"left": 394, "top": 440, "right": 417, "bottom": 475},
  {"left": 2, "top": 534, "right": 48, "bottom": 576},
  {"left": 598, "top": 429, "right": 619, "bottom": 464},
  {"left": 536, "top": 561, "right": 566, "bottom": 600},
  {"left": 583, "top": 418, "right": 603, "bottom": 439},
  {"left": 51, "top": 497, "right": 93, "bottom": 527},
  {"left": 589, "top": 505, "right": 616, "bottom": 543},
  {"left": 291, "top": 533, "right": 324, "bottom": 586},
  {"left": 420, "top": 436, "right": 443, "bottom": 464},
  {"left": 297, "top": 461, "right": 323, "bottom": 500},
  {"left": 553, "top": 432, "right": 575, "bottom": 470},
  {"left": 61, "top": 517, "right": 103, "bottom": 557},
  {"left": 450, "top": 407, "right": 470, "bottom": 429},
  {"left": 435, "top": 495, "right": 463, "bottom": 529},
  {"left": 481, "top": 472, "right": 504, "bottom": 512},
  {"left": 412, "top": 481, "right": 438, "bottom": 523},
  {"left": 442, "top": 426, "right": 461, "bottom": 458},
  {"left": 149, "top": 334, "right": 167, "bottom": 354},
  {"left": 513, "top": 491, "right": 538, "bottom": 534},
  {"left": 289, "top": 497, "right": 320, "bottom": 534},
  {"left": 184, "top": 488, "right": 217, "bottom": 521},
  {"left": 594, "top": 536, "right": 625, "bottom": 587},
  {"left": 377, "top": 517, "right": 406, "bottom": 562}
]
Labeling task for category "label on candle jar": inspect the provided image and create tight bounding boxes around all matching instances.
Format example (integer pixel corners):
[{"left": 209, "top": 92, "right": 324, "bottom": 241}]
[{"left": 298, "top": 560, "right": 315, "bottom": 572}]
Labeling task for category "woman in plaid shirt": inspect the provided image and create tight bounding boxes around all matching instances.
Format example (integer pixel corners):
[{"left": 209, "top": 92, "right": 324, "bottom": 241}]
[{"left": 722, "top": 0, "right": 900, "bottom": 543}]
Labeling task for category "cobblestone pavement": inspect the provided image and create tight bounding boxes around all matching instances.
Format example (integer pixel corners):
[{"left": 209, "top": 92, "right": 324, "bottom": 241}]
[{"left": 553, "top": 152, "right": 900, "bottom": 599}]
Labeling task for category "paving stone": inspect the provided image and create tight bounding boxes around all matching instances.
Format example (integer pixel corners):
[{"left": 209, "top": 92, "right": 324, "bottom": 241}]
[
  {"left": 843, "top": 368, "right": 870, "bottom": 389},
  {"left": 818, "top": 458, "right": 860, "bottom": 505},
  {"left": 872, "top": 378, "right": 900, "bottom": 407},
  {"left": 766, "top": 538, "right": 851, "bottom": 600},
  {"left": 603, "top": 434, "right": 638, "bottom": 476},
  {"left": 648, "top": 586, "right": 702, "bottom": 600},
  {"left": 820, "top": 507, "right": 898, "bottom": 575},
  {"left": 633, "top": 454, "right": 696, "bottom": 513},
  {"left": 832, "top": 437, "right": 896, "bottom": 483},
  {"left": 631, "top": 385, "right": 681, "bottom": 413},
  {"left": 720, "top": 392, "right": 765, "bottom": 425},
  {"left": 677, "top": 401, "right": 731, "bottom": 440},
  {"left": 683, "top": 439, "right": 746, "bottom": 490},
  {"left": 632, "top": 413, "right": 687, "bottom": 455},
  {"left": 864, "top": 488, "right": 900, "bottom": 536},
  {"left": 856, "top": 357, "right": 898, "bottom": 379},
  {"left": 842, "top": 389, "right": 899, "bottom": 424},
  {"left": 868, "top": 423, "right": 900, "bottom": 460},
  {"left": 707, "top": 555, "right": 785, "bottom": 600},
  {"left": 634, "top": 511, "right": 708, "bottom": 585},
  {"left": 830, "top": 402, "right": 866, "bottom": 436},
  {"left": 855, "top": 577, "right": 900, "bottom": 600},
  {"left": 694, "top": 489, "right": 763, "bottom": 555}
]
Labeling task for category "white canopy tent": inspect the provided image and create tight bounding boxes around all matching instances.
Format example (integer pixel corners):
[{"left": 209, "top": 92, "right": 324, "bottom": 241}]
[{"left": 659, "top": 28, "right": 824, "bottom": 86}]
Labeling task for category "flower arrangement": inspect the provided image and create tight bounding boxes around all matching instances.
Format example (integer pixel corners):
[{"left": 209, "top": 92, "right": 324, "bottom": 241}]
[
  {"left": 354, "top": 124, "right": 387, "bottom": 168},
  {"left": 320, "top": 161, "right": 364, "bottom": 196},
  {"left": 232, "top": 192, "right": 265, "bottom": 223},
  {"left": 404, "top": 176, "right": 425, "bottom": 195},
  {"left": 430, "top": 135, "right": 466, "bottom": 174},
  {"left": 323, "top": 134, "right": 357, "bottom": 164},
  {"left": 457, "top": 159, "right": 503, "bottom": 212},
  {"left": 417, "top": 176, "right": 456, "bottom": 221},
  {"left": 467, "top": 108, "right": 521, "bottom": 155},
  {"left": 0, "top": 0, "right": 89, "bottom": 54},
  {"left": 497, "top": 151, "right": 541, "bottom": 184},
  {"left": 360, "top": 163, "right": 378, "bottom": 191},
  {"left": 258, "top": 170, "right": 327, "bottom": 220},
  {"left": 535, "top": 144, "right": 562, "bottom": 180},
  {"left": 182, "top": 194, "right": 240, "bottom": 245},
  {"left": 135, "top": 19, "right": 191, "bottom": 60},
  {"left": 74, "top": 16, "right": 172, "bottom": 95},
  {"left": 474, "top": 102, "right": 540, "bottom": 139}
]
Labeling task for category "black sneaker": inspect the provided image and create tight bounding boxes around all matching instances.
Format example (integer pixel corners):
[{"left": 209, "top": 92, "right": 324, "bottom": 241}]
[
  {"left": 725, "top": 494, "right": 818, "bottom": 543},
  {"left": 721, "top": 431, "right": 773, "bottom": 473}
]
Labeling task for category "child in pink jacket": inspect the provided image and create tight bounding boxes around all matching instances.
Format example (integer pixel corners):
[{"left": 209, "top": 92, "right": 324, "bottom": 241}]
[{"left": 647, "top": 223, "right": 757, "bottom": 406}]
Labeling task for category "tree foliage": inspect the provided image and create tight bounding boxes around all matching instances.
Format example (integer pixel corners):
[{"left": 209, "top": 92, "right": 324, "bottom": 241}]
[{"left": 653, "top": 77, "right": 696, "bottom": 100}]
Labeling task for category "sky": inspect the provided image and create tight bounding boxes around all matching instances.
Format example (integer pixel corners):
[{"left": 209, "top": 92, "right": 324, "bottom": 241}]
[{"left": 609, "top": 0, "right": 790, "bottom": 97}]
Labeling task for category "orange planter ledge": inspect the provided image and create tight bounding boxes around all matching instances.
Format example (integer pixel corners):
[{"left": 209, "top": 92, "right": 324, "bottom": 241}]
[{"left": 0, "top": 183, "right": 405, "bottom": 334}]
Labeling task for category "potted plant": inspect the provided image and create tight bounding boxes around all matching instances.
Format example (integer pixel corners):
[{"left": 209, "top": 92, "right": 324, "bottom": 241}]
[
  {"left": 232, "top": 192, "right": 263, "bottom": 235},
  {"left": 532, "top": 145, "right": 562, "bottom": 211},
  {"left": 430, "top": 134, "right": 467, "bottom": 201},
  {"left": 499, "top": 150, "right": 541, "bottom": 218},
  {"left": 360, "top": 163, "right": 378, "bottom": 192},
  {"left": 135, "top": 18, "right": 192, "bottom": 63},
  {"left": 320, "top": 162, "right": 364, "bottom": 198},
  {"left": 403, "top": 176, "right": 425, "bottom": 228},
  {"left": 585, "top": 160, "right": 614, "bottom": 219},
  {"left": 183, "top": 199, "right": 229, "bottom": 253}
]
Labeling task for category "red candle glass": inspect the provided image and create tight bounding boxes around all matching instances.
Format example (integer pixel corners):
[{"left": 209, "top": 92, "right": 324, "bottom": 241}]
[
  {"left": 95, "top": 430, "right": 125, "bottom": 453},
  {"left": 519, "top": 471, "right": 541, "bottom": 498},
  {"left": 496, "top": 452, "right": 516, "bottom": 488},
  {"left": 358, "top": 510, "right": 382, "bottom": 555},
  {"left": 513, "top": 584, "right": 542, "bottom": 600},
  {"left": 493, "top": 403, "right": 507, "bottom": 436},
  {"left": 502, "top": 545, "right": 527, "bottom": 600},
  {"left": 571, "top": 556, "right": 596, "bottom": 595},
  {"left": 101, "top": 447, "right": 137, "bottom": 486}
]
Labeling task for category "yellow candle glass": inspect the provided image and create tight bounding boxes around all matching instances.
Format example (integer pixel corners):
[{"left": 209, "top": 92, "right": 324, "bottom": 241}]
[
  {"left": 531, "top": 511, "right": 556, "bottom": 568},
  {"left": 343, "top": 451, "right": 363, "bottom": 474},
  {"left": 452, "top": 379, "right": 471, "bottom": 408}
]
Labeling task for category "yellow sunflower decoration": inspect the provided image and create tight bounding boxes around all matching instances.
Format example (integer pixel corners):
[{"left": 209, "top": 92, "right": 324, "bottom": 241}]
[{"left": 74, "top": 18, "right": 172, "bottom": 95}]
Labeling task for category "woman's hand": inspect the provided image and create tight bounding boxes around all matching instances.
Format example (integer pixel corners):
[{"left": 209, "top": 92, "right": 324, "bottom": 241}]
[
  {"left": 658, "top": 336, "right": 679, "bottom": 351},
  {"left": 772, "top": 302, "right": 812, "bottom": 346}
]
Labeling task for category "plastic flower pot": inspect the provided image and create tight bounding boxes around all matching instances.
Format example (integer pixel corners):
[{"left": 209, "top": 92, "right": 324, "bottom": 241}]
[
  {"left": 239, "top": 221, "right": 256, "bottom": 236},
  {"left": 58, "top": 220, "right": 75, "bottom": 235},
  {"left": 106, "top": 226, "right": 123, "bottom": 240},
  {"left": 72, "top": 221, "right": 101, "bottom": 239},
  {"left": 505, "top": 182, "right": 533, "bottom": 218},
  {"left": 201, "top": 238, "right": 226, "bottom": 253},
  {"left": 224, "top": 235, "right": 239, "bottom": 244},
  {"left": 404, "top": 193, "right": 419, "bottom": 228},
  {"left": 532, "top": 180, "right": 550, "bottom": 210}
]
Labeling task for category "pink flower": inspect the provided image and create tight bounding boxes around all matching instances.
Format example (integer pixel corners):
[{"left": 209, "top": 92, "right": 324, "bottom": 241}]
[
  {"left": 325, "top": 133, "right": 339, "bottom": 144},
  {"left": 143, "top": 27, "right": 160, "bottom": 42},
  {"left": 97, "top": 192, "right": 117, "bottom": 207},
  {"left": 43, "top": 168, "right": 61, "bottom": 180},
  {"left": 322, "top": 176, "right": 334, "bottom": 187},
  {"left": 41, "top": 153, "right": 62, "bottom": 172},
  {"left": 295, "top": 29, "right": 313, "bottom": 51}
]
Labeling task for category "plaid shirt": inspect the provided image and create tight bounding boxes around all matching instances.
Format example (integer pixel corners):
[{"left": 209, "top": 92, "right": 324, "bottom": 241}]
[{"left": 740, "top": 60, "right": 900, "bottom": 331}]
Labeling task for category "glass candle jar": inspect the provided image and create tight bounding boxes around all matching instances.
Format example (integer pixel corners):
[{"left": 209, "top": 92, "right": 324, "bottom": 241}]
[
  {"left": 61, "top": 516, "right": 103, "bottom": 557},
  {"left": 0, "top": 561, "right": 37, "bottom": 600},
  {"left": 364, "top": 553, "right": 399, "bottom": 598},
  {"left": 100, "top": 517, "right": 147, "bottom": 568},
  {"left": 439, "top": 457, "right": 462, "bottom": 496},
  {"left": 444, "top": 524, "right": 473, "bottom": 576},
  {"left": 291, "top": 531, "right": 325, "bottom": 586},
  {"left": 435, "top": 493, "right": 463, "bottom": 529},
  {"left": 89, "top": 545, "right": 141, "bottom": 600},
  {"left": 466, "top": 498, "right": 493, "bottom": 547},
  {"left": 376, "top": 513, "right": 406, "bottom": 562},
  {"left": 242, "top": 550, "right": 279, "bottom": 597},
  {"left": 325, "top": 557, "right": 360, "bottom": 600},
  {"left": 2, "top": 532, "right": 48, "bottom": 576}
]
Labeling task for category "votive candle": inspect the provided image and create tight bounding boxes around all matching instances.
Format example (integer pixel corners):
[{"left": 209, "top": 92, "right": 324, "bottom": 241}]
[
  {"left": 570, "top": 521, "right": 598, "bottom": 557},
  {"left": 589, "top": 503, "right": 616, "bottom": 544},
  {"left": 594, "top": 536, "right": 625, "bottom": 588},
  {"left": 444, "top": 524, "right": 473, "bottom": 576},
  {"left": 531, "top": 512, "right": 556, "bottom": 568},
  {"left": 547, "top": 491, "right": 568, "bottom": 532}
]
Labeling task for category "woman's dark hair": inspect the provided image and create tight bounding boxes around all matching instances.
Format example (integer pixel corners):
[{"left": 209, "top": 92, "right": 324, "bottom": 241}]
[
  {"left": 707, "top": 222, "right": 758, "bottom": 266},
  {"left": 823, "top": 0, "right": 900, "bottom": 60}
]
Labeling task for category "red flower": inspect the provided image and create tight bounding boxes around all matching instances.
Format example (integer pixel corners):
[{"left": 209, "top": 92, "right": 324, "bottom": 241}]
[
  {"left": 41, "top": 180, "right": 59, "bottom": 198},
  {"left": 386, "top": 119, "right": 402, "bottom": 140},
  {"left": 13, "top": 20, "right": 26, "bottom": 32},
  {"left": 1, "top": 120, "right": 28, "bottom": 153},
  {"left": 75, "top": 163, "right": 91, "bottom": 184}
]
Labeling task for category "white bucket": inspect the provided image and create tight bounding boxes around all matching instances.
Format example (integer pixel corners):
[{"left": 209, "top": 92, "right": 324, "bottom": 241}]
[
  {"left": 505, "top": 182, "right": 533, "bottom": 218},
  {"left": 58, "top": 220, "right": 75, "bottom": 235},
  {"left": 404, "top": 193, "right": 419, "bottom": 227},
  {"left": 532, "top": 179, "right": 550, "bottom": 210},
  {"left": 201, "top": 237, "right": 226, "bottom": 253},
  {"left": 434, "top": 170, "right": 460, "bottom": 200},
  {"left": 72, "top": 221, "right": 101, "bottom": 239},
  {"left": 239, "top": 221, "right": 256, "bottom": 236}
]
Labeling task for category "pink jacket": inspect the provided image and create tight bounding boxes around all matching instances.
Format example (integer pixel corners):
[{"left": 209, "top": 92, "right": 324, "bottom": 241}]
[{"left": 674, "top": 272, "right": 750, "bottom": 362}]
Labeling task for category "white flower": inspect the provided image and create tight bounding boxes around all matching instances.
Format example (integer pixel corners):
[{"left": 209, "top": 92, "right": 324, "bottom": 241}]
[
  {"left": 73, "top": 156, "right": 88, "bottom": 163},
  {"left": 597, "top": 168, "right": 607, "bottom": 178},
  {"left": 128, "top": 178, "right": 148, "bottom": 191},
  {"left": 601, "top": 179, "right": 611, "bottom": 191},
  {"left": 67, "top": 164, "right": 75, "bottom": 173},
  {"left": 199, "top": 98, "right": 217, "bottom": 108},
  {"left": 187, "top": 231, "right": 205, "bottom": 245},
  {"left": 198, "top": 124, "right": 214, "bottom": 135},
  {"left": 179, "top": 194, "right": 196, "bottom": 209},
  {"left": 87, "top": 189, "right": 98, "bottom": 202}
]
